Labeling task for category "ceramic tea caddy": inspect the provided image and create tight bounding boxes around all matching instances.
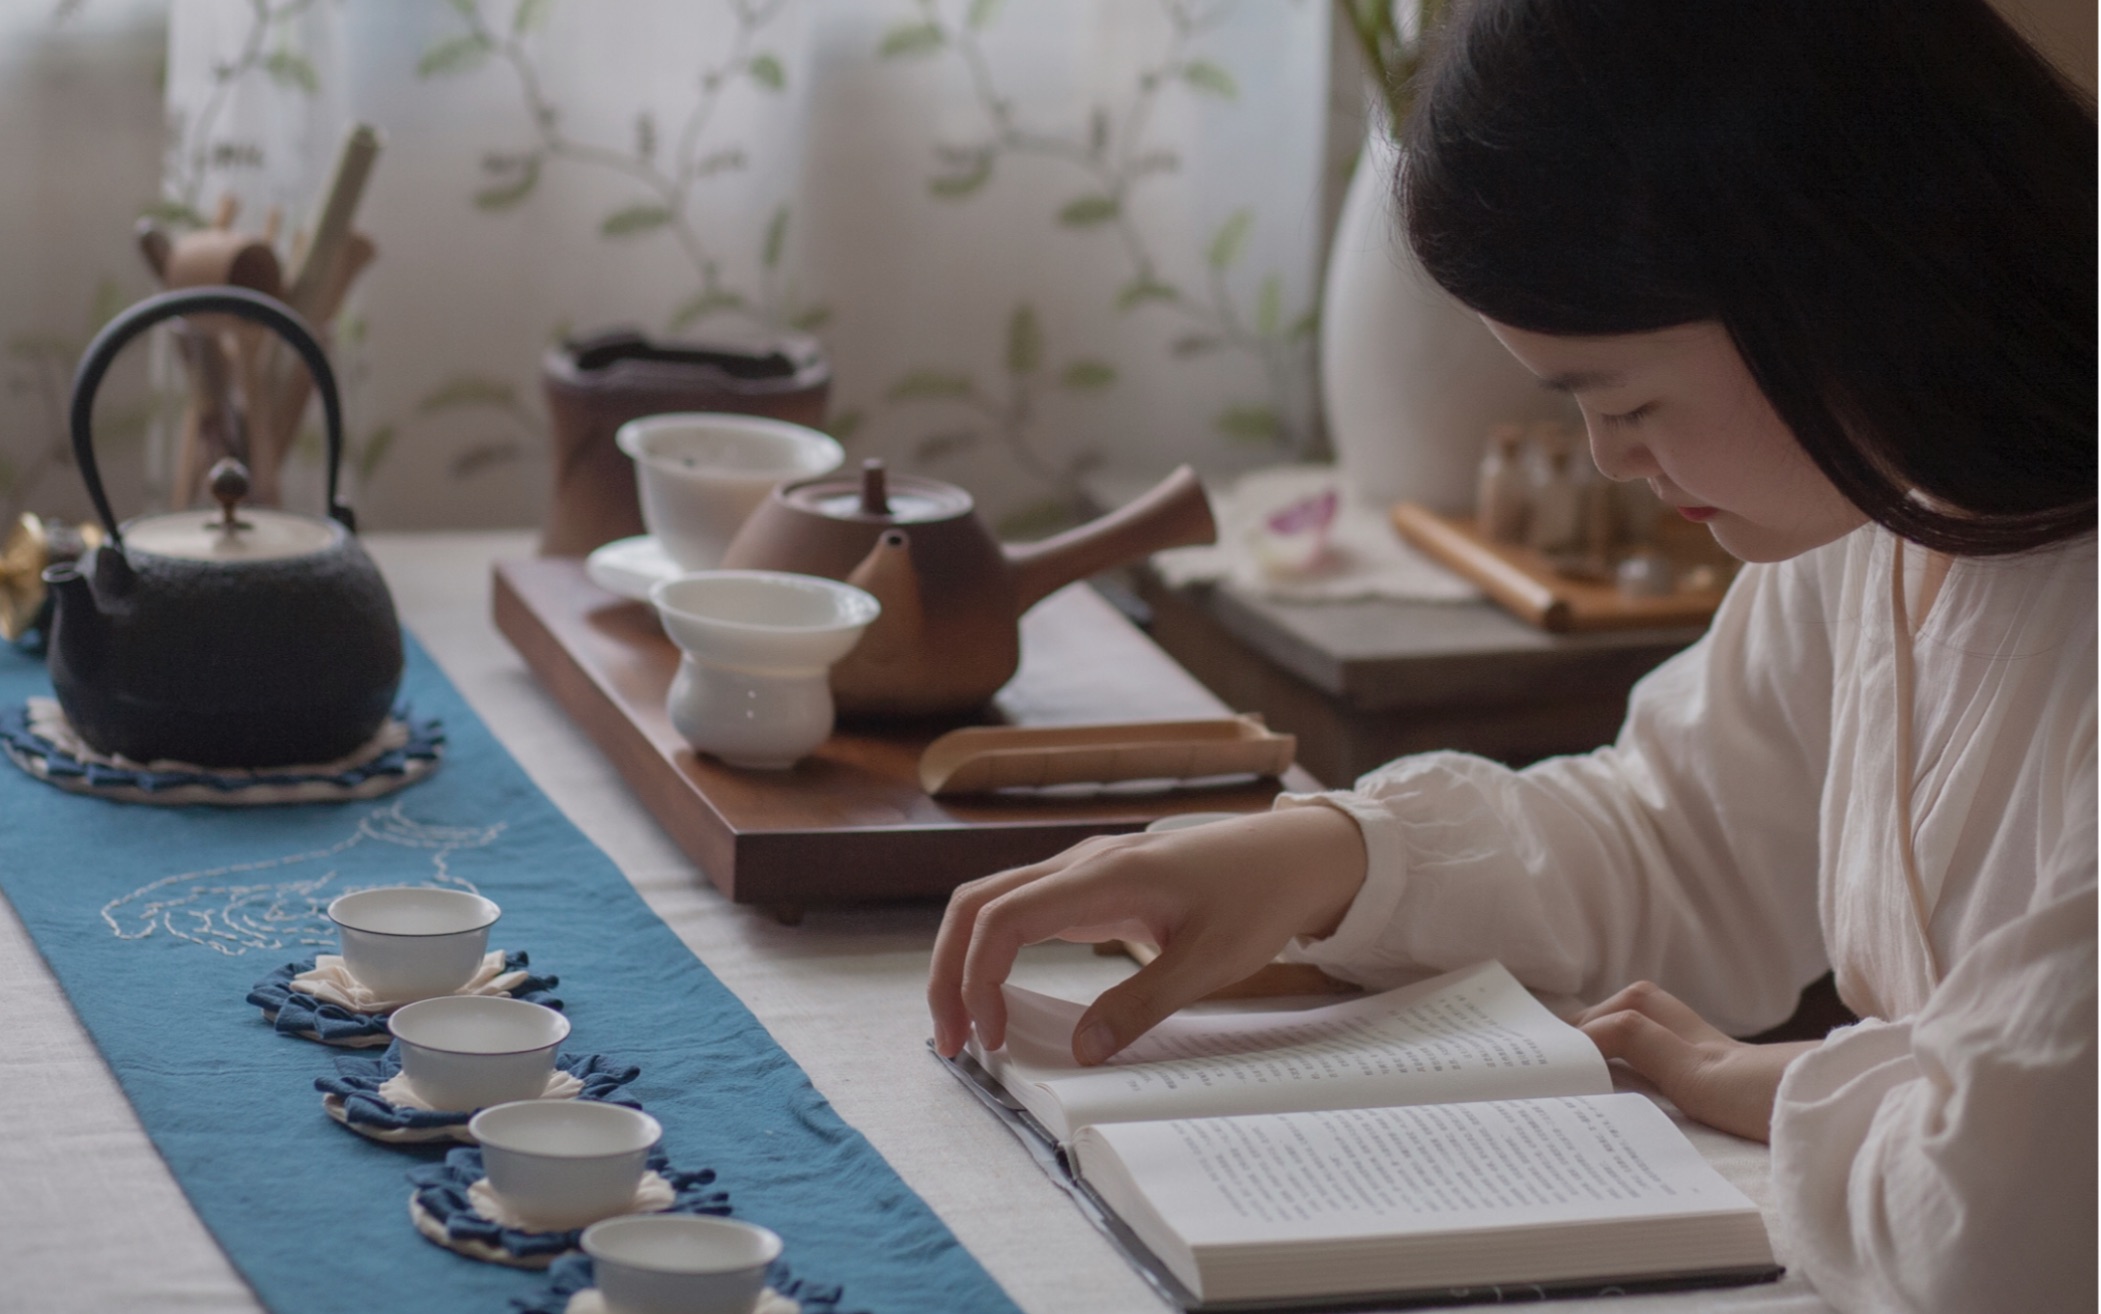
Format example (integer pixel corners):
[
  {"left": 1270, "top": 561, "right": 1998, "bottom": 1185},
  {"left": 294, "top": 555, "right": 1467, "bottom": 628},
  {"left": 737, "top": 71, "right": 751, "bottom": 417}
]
[
  {"left": 540, "top": 328, "right": 831, "bottom": 557},
  {"left": 720, "top": 460, "right": 1216, "bottom": 717},
  {"left": 43, "top": 286, "right": 403, "bottom": 768}
]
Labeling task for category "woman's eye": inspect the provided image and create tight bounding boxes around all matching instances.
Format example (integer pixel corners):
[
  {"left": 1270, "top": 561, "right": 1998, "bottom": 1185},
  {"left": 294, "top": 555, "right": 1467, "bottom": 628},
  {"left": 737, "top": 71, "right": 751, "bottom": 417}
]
[{"left": 1600, "top": 403, "right": 1656, "bottom": 428}]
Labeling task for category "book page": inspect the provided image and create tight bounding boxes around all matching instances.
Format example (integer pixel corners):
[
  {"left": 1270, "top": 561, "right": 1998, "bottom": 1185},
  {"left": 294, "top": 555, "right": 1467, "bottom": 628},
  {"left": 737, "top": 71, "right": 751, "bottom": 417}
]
[
  {"left": 1076, "top": 1093, "right": 1760, "bottom": 1247},
  {"left": 977, "top": 961, "right": 1609, "bottom": 1139}
]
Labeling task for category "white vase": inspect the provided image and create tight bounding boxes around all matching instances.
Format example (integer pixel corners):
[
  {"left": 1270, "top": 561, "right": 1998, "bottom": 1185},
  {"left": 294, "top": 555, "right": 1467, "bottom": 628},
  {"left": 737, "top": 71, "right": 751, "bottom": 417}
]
[{"left": 1319, "top": 129, "right": 1574, "bottom": 513}]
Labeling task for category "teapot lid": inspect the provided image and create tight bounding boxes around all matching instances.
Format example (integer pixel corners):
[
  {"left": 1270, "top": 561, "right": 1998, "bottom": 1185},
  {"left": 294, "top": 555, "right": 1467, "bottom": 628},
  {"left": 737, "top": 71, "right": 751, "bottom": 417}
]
[
  {"left": 121, "top": 458, "right": 341, "bottom": 563},
  {"left": 124, "top": 507, "right": 341, "bottom": 562},
  {"left": 788, "top": 459, "right": 970, "bottom": 525}
]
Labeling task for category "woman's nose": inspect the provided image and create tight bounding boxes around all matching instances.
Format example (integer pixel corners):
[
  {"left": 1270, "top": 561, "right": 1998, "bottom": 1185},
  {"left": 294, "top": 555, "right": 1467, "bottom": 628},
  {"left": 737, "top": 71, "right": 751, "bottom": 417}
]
[{"left": 1585, "top": 423, "right": 1660, "bottom": 482}]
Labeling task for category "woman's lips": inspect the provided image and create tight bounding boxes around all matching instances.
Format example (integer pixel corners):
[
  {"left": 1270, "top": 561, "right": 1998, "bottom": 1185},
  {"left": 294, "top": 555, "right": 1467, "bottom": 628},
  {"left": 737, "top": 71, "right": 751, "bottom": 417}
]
[{"left": 1676, "top": 505, "right": 1719, "bottom": 522}]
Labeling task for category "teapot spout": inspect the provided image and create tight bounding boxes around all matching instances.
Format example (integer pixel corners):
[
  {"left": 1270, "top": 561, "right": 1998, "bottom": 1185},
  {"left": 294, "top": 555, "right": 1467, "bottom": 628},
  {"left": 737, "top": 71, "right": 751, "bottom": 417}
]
[
  {"left": 834, "top": 529, "right": 928, "bottom": 701},
  {"left": 40, "top": 555, "right": 112, "bottom": 674},
  {"left": 41, "top": 559, "right": 96, "bottom": 626},
  {"left": 1005, "top": 465, "right": 1215, "bottom": 617}
]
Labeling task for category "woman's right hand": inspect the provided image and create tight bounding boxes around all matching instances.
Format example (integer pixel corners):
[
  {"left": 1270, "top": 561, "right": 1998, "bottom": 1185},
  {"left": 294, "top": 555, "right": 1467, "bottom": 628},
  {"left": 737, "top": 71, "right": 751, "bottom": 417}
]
[{"left": 926, "top": 805, "right": 1369, "bottom": 1065}]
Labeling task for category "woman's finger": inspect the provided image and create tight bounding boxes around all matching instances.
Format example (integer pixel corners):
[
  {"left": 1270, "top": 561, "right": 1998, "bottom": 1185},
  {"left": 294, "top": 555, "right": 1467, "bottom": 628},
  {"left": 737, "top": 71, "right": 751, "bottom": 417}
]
[
  {"left": 928, "top": 853, "right": 1095, "bottom": 1055},
  {"left": 955, "top": 844, "right": 1163, "bottom": 1052},
  {"left": 1581, "top": 1007, "right": 1702, "bottom": 1094},
  {"left": 1070, "top": 930, "right": 1268, "bottom": 1065},
  {"left": 1574, "top": 980, "right": 1731, "bottom": 1045}
]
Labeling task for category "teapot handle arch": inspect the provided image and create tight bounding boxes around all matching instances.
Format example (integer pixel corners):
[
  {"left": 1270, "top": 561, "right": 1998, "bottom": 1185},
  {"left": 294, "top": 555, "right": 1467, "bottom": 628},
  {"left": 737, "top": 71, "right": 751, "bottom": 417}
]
[{"left": 68, "top": 285, "right": 352, "bottom": 552}]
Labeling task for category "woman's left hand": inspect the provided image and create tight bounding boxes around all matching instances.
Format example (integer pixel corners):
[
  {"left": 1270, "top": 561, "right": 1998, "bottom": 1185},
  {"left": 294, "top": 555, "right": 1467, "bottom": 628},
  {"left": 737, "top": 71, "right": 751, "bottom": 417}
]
[{"left": 1575, "top": 981, "right": 1820, "bottom": 1143}]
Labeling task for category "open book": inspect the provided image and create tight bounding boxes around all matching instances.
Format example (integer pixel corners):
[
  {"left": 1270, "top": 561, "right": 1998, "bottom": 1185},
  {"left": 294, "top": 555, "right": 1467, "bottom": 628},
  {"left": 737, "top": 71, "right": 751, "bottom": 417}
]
[{"left": 943, "top": 961, "right": 1778, "bottom": 1311}]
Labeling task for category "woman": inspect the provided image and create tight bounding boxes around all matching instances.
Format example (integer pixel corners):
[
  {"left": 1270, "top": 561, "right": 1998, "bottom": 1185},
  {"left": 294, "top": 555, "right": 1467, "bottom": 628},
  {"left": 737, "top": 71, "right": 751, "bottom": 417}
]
[{"left": 927, "top": 1, "right": 2095, "bottom": 1309}]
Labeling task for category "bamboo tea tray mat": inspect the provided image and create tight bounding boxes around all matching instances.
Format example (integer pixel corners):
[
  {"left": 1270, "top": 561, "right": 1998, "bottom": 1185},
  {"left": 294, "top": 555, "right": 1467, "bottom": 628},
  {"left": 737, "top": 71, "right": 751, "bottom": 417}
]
[{"left": 494, "top": 559, "right": 1318, "bottom": 910}]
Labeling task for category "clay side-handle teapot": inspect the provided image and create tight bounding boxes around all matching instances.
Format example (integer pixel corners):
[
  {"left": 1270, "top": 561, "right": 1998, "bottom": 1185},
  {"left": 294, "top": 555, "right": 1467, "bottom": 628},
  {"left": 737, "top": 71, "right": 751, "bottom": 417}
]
[
  {"left": 719, "top": 460, "right": 1215, "bottom": 717},
  {"left": 43, "top": 286, "right": 403, "bottom": 768}
]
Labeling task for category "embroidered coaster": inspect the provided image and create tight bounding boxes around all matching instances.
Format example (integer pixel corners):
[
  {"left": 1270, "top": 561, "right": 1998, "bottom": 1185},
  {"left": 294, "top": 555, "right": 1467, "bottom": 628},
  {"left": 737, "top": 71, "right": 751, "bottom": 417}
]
[
  {"left": 249, "top": 950, "right": 561, "bottom": 1046},
  {"left": 319, "top": 1045, "right": 642, "bottom": 1145},
  {"left": 517, "top": 1251, "right": 866, "bottom": 1314},
  {"left": 406, "top": 1147, "right": 728, "bottom": 1269},
  {"left": 560, "top": 1286, "right": 802, "bottom": 1314},
  {"left": 0, "top": 697, "right": 442, "bottom": 805}
]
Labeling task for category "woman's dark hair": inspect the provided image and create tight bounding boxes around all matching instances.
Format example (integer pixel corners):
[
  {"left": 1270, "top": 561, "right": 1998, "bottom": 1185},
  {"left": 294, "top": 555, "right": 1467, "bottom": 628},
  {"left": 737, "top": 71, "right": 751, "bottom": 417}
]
[{"left": 1401, "top": 0, "right": 2095, "bottom": 555}]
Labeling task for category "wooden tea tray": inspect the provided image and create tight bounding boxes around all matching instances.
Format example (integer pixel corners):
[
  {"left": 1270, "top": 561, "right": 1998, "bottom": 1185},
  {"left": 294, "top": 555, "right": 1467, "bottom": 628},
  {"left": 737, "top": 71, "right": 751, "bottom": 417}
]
[
  {"left": 493, "top": 559, "right": 1319, "bottom": 910},
  {"left": 1391, "top": 502, "right": 1734, "bottom": 633}
]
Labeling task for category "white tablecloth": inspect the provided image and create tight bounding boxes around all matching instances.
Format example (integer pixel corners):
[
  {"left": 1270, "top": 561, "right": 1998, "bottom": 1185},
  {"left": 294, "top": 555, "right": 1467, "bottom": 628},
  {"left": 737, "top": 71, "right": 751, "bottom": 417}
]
[{"left": 0, "top": 531, "right": 1834, "bottom": 1314}]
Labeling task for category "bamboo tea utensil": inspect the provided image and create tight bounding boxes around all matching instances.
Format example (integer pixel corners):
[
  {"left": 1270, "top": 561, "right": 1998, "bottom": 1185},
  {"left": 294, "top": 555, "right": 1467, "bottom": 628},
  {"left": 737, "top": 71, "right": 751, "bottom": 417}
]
[
  {"left": 165, "top": 321, "right": 245, "bottom": 511},
  {"left": 282, "top": 124, "right": 379, "bottom": 317},
  {"left": 156, "top": 220, "right": 286, "bottom": 506},
  {"left": 251, "top": 123, "right": 382, "bottom": 500},
  {"left": 1391, "top": 501, "right": 1730, "bottom": 632},
  {"left": 254, "top": 230, "right": 375, "bottom": 501},
  {"left": 919, "top": 716, "right": 1295, "bottom": 797}
]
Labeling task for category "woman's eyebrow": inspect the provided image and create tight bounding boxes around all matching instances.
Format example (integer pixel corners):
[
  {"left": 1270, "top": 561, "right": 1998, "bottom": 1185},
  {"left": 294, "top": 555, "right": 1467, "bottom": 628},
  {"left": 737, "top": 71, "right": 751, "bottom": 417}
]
[{"left": 1539, "top": 369, "right": 1624, "bottom": 394}]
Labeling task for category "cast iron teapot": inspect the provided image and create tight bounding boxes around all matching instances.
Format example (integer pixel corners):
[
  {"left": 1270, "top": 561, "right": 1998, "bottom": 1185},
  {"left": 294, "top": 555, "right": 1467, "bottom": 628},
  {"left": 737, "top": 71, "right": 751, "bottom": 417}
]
[
  {"left": 43, "top": 286, "right": 403, "bottom": 768},
  {"left": 719, "top": 459, "right": 1215, "bottom": 717}
]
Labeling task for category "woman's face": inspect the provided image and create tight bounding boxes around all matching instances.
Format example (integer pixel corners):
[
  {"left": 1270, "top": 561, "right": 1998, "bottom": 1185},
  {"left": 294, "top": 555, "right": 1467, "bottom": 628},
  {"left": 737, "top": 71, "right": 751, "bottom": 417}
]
[{"left": 1483, "top": 319, "right": 1866, "bottom": 562}]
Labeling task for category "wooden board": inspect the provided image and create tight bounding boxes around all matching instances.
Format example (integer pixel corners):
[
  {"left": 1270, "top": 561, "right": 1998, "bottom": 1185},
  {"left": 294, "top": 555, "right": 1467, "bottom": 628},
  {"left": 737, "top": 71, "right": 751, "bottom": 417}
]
[
  {"left": 1390, "top": 502, "right": 1734, "bottom": 632},
  {"left": 493, "top": 558, "right": 1320, "bottom": 910}
]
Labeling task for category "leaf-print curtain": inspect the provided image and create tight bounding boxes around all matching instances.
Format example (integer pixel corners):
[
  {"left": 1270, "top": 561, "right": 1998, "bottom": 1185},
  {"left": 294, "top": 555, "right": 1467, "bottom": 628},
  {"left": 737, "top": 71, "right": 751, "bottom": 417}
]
[
  {"left": 0, "top": 1, "right": 168, "bottom": 534},
  {"left": 155, "top": 0, "right": 1331, "bottom": 532}
]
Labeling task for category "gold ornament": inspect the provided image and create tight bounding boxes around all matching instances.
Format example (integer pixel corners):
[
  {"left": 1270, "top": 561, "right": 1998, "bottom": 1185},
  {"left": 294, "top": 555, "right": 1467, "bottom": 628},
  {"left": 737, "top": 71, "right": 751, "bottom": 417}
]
[{"left": 0, "top": 514, "right": 105, "bottom": 643}]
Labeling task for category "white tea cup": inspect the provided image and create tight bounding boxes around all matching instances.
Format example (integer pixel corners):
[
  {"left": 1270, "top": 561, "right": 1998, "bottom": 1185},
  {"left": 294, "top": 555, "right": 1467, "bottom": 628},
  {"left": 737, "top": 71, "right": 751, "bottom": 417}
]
[
  {"left": 618, "top": 413, "right": 843, "bottom": 571},
  {"left": 651, "top": 571, "right": 880, "bottom": 770},
  {"left": 468, "top": 1100, "right": 664, "bottom": 1232},
  {"left": 327, "top": 886, "right": 501, "bottom": 1001},
  {"left": 583, "top": 1215, "right": 784, "bottom": 1314},
  {"left": 387, "top": 996, "right": 571, "bottom": 1113}
]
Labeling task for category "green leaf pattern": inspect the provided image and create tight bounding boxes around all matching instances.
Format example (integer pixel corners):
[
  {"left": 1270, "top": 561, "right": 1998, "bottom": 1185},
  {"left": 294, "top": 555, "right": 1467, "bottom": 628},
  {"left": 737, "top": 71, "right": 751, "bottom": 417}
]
[
  {"left": 876, "top": 0, "right": 1318, "bottom": 512},
  {"left": 128, "top": 0, "right": 1317, "bottom": 522}
]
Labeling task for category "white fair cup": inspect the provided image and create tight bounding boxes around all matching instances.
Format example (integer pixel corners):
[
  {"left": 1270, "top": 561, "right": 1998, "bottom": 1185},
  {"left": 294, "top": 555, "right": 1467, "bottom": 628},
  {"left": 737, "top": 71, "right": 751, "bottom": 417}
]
[
  {"left": 650, "top": 571, "right": 880, "bottom": 770},
  {"left": 583, "top": 1215, "right": 784, "bottom": 1314},
  {"left": 617, "top": 414, "right": 844, "bottom": 571},
  {"left": 387, "top": 996, "right": 571, "bottom": 1113},
  {"left": 468, "top": 1101, "right": 664, "bottom": 1232},
  {"left": 327, "top": 886, "right": 502, "bottom": 1001}
]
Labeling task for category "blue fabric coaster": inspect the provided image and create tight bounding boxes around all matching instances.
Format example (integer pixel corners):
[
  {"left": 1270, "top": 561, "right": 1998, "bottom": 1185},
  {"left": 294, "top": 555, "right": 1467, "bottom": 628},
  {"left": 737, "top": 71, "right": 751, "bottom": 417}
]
[
  {"left": 249, "top": 951, "right": 563, "bottom": 1045},
  {"left": 318, "top": 1044, "right": 641, "bottom": 1138},
  {"left": 515, "top": 1252, "right": 868, "bottom": 1314},
  {"left": 0, "top": 632, "right": 1019, "bottom": 1314},
  {"left": 0, "top": 699, "right": 444, "bottom": 798},
  {"left": 408, "top": 1147, "right": 729, "bottom": 1264}
]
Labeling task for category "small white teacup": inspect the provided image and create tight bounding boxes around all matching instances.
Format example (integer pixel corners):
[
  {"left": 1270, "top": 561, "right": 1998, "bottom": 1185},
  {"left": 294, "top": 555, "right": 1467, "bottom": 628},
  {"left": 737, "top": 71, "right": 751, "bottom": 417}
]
[
  {"left": 468, "top": 1100, "right": 664, "bottom": 1232},
  {"left": 651, "top": 571, "right": 880, "bottom": 770},
  {"left": 327, "top": 886, "right": 502, "bottom": 1002},
  {"left": 583, "top": 1215, "right": 784, "bottom": 1314},
  {"left": 618, "top": 413, "right": 844, "bottom": 571},
  {"left": 387, "top": 996, "right": 571, "bottom": 1113}
]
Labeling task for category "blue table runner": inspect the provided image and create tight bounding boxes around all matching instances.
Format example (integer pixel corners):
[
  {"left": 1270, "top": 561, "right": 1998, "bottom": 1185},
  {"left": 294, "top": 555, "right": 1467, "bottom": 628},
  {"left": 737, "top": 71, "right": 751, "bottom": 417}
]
[{"left": 0, "top": 635, "right": 1018, "bottom": 1314}]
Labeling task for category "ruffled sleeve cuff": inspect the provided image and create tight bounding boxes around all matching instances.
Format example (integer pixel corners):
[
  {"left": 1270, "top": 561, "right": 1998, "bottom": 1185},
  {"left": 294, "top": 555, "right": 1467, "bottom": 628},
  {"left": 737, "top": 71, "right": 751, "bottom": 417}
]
[{"left": 1270, "top": 786, "right": 1410, "bottom": 979}]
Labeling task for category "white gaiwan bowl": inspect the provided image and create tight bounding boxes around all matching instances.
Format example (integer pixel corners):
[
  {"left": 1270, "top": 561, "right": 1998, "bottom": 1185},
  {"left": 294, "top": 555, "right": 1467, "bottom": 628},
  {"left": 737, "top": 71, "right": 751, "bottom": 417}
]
[
  {"left": 468, "top": 1100, "right": 664, "bottom": 1232},
  {"left": 327, "top": 886, "right": 502, "bottom": 1001},
  {"left": 387, "top": 995, "right": 571, "bottom": 1113},
  {"left": 650, "top": 571, "right": 880, "bottom": 771},
  {"left": 583, "top": 1214, "right": 784, "bottom": 1314},
  {"left": 617, "top": 414, "right": 843, "bottom": 572}
]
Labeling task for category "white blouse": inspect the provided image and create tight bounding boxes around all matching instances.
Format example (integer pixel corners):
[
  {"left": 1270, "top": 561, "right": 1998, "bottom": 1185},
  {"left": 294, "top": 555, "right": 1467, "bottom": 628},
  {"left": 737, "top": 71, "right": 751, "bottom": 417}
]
[{"left": 1280, "top": 524, "right": 2096, "bottom": 1313}]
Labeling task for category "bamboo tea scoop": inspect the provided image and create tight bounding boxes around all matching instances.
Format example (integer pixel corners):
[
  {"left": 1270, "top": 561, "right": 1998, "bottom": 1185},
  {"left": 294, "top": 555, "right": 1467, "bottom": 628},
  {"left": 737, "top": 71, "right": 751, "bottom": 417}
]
[{"left": 919, "top": 715, "right": 1296, "bottom": 797}]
